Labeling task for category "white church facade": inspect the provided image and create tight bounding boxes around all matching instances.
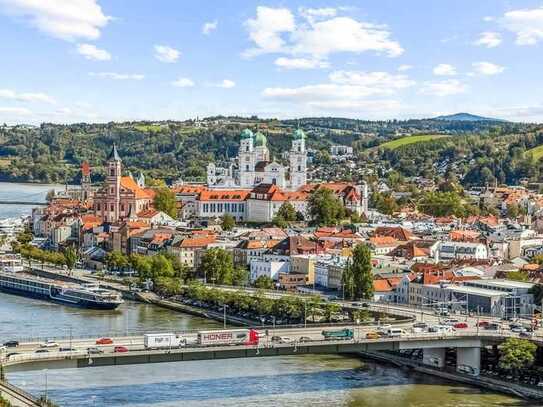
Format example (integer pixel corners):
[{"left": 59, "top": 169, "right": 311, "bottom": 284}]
[{"left": 207, "top": 128, "right": 307, "bottom": 191}]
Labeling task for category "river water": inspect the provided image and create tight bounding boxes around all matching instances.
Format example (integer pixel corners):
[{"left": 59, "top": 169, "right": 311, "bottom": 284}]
[{"left": 0, "top": 183, "right": 529, "bottom": 406}]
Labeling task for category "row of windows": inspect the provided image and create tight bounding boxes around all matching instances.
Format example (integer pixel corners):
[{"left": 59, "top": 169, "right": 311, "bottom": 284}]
[{"left": 202, "top": 203, "right": 245, "bottom": 213}]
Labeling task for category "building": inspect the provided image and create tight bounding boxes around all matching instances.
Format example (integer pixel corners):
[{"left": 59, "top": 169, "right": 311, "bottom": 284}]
[
  {"left": 93, "top": 145, "right": 154, "bottom": 223},
  {"left": 250, "top": 254, "right": 290, "bottom": 282},
  {"left": 434, "top": 241, "right": 489, "bottom": 262},
  {"left": 207, "top": 128, "right": 307, "bottom": 191}
]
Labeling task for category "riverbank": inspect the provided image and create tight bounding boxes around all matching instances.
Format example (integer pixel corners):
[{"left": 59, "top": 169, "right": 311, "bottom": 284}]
[{"left": 359, "top": 350, "right": 543, "bottom": 401}]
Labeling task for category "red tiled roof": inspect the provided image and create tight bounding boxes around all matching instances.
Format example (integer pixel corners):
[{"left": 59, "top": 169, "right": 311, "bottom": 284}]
[
  {"left": 120, "top": 176, "right": 153, "bottom": 199},
  {"left": 179, "top": 236, "right": 216, "bottom": 248},
  {"left": 199, "top": 190, "right": 250, "bottom": 201}
]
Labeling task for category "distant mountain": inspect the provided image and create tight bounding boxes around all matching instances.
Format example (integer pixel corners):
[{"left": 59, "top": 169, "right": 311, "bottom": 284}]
[{"left": 432, "top": 112, "right": 506, "bottom": 122}]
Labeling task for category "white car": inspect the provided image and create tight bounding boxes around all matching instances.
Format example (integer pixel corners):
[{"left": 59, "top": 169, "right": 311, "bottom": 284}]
[{"left": 40, "top": 340, "right": 59, "bottom": 348}]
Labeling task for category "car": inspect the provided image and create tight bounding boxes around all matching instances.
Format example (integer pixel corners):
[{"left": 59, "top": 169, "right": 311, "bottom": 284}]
[
  {"left": 87, "top": 347, "right": 104, "bottom": 354},
  {"left": 413, "top": 322, "right": 428, "bottom": 329},
  {"left": 477, "top": 321, "right": 489, "bottom": 327},
  {"left": 59, "top": 347, "right": 76, "bottom": 352},
  {"left": 453, "top": 322, "right": 468, "bottom": 329},
  {"left": 520, "top": 331, "right": 533, "bottom": 338},
  {"left": 484, "top": 323, "right": 500, "bottom": 330},
  {"left": 274, "top": 336, "right": 293, "bottom": 344},
  {"left": 271, "top": 336, "right": 282, "bottom": 342},
  {"left": 443, "top": 319, "right": 459, "bottom": 326},
  {"left": 35, "top": 349, "right": 49, "bottom": 353},
  {"left": 114, "top": 346, "right": 129, "bottom": 353},
  {"left": 511, "top": 326, "right": 526, "bottom": 333},
  {"left": 299, "top": 336, "right": 312, "bottom": 343},
  {"left": 96, "top": 337, "right": 114, "bottom": 345},
  {"left": 3, "top": 340, "right": 19, "bottom": 348},
  {"left": 40, "top": 340, "right": 59, "bottom": 348},
  {"left": 6, "top": 352, "right": 20, "bottom": 358},
  {"left": 366, "top": 332, "right": 380, "bottom": 340}
]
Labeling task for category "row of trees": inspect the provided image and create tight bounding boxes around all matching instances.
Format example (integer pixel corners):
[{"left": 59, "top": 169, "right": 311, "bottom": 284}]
[
  {"left": 16, "top": 244, "right": 78, "bottom": 272},
  {"left": 184, "top": 283, "right": 372, "bottom": 323}
]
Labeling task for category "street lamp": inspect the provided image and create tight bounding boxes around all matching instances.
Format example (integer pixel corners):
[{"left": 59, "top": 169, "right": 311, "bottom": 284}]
[
  {"left": 304, "top": 299, "right": 307, "bottom": 329},
  {"left": 223, "top": 304, "right": 228, "bottom": 328},
  {"left": 43, "top": 369, "right": 48, "bottom": 403}
]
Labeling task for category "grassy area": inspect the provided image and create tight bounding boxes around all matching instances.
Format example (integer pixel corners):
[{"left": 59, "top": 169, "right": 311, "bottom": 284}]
[
  {"left": 379, "top": 134, "right": 449, "bottom": 150},
  {"left": 526, "top": 145, "right": 543, "bottom": 161},
  {"left": 133, "top": 124, "right": 165, "bottom": 132}
]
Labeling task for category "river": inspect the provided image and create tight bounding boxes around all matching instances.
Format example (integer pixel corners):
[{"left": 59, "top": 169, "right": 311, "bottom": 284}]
[{"left": 0, "top": 183, "right": 530, "bottom": 406}]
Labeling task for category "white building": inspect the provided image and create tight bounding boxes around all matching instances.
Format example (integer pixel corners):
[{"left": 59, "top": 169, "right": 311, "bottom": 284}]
[
  {"left": 250, "top": 255, "right": 290, "bottom": 282},
  {"left": 207, "top": 128, "right": 307, "bottom": 191},
  {"left": 434, "top": 241, "right": 489, "bottom": 262}
]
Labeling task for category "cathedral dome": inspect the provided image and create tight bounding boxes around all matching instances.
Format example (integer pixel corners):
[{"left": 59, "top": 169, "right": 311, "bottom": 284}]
[
  {"left": 240, "top": 129, "right": 254, "bottom": 139},
  {"left": 254, "top": 131, "right": 267, "bottom": 147},
  {"left": 293, "top": 129, "right": 306, "bottom": 140}
]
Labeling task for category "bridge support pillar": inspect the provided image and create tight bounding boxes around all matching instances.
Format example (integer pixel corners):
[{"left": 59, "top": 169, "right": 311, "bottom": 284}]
[
  {"left": 456, "top": 347, "right": 480, "bottom": 376},
  {"left": 422, "top": 347, "right": 445, "bottom": 368}
]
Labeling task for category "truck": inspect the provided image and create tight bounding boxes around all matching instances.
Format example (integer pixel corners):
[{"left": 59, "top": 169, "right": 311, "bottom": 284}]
[
  {"left": 144, "top": 333, "right": 191, "bottom": 349},
  {"left": 321, "top": 328, "right": 354, "bottom": 340},
  {"left": 197, "top": 329, "right": 259, "bottom": 346}
]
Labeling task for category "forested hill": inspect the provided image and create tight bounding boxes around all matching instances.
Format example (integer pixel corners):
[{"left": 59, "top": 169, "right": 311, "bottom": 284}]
[{"left": 0, "top": 117, "right": 538, "bottom": 185}]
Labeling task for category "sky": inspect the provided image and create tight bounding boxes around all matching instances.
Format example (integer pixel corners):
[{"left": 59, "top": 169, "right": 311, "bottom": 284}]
[{"left": 0, "top": 0, "right": 543, "bottom": 124}]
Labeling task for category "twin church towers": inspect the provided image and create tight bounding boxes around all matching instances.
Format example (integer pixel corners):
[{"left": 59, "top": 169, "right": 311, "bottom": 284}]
[{"left": 207, "top": 128, "right": 307, "bottom": 191}]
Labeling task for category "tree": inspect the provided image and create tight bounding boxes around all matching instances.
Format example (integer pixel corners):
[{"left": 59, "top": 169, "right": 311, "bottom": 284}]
[
  {"left": 200, "top": 247, "right": 234, "bottom": 285},
  {"left": 130, "top": 253, "right": 152, "bottom": 281},
  {"left": 506, "top": 271, "right": 529, "bottom": 282},
  {"left": 254, "top": 275, "right": 274, "bottom": 289},
  {"left": 63, "top": 247, "right": 78, "bottom": 273},
  {"left": 345, "top": 244, "right": 374, "bottom": 300},
  {"left": 499, "top": 338, "right": 537, "bottom": 371},
  {"left": 308, "top": 188, "right": 346, "bottom": 226},
  {"left": 153, "top": 187, "right": 177, "bottom": 218},
  {"left": 417, "top": 191, "right": 469, "bottom": 218},
  {"left": 529, "top": 284, "right": 543, "bottom": 306},
  {"left": 276, "top": 202, "right": 297, "bottom": 222},
  {"left": 105, "top": 250, "right": 129, "bottom": 271},
  {"left": 232, "top": 266, "right": 249, "bottom": 286},
  {"left": 506, "top": 203, "right": 520, "bottom": 219},
  {"left": 221, "top": 214, "right": 235, "bottom": 231}
]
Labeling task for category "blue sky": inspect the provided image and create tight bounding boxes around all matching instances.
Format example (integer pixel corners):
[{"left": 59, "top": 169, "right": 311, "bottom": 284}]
[{"left": 0, "top": 0, "right": 543, "bottom": 124}]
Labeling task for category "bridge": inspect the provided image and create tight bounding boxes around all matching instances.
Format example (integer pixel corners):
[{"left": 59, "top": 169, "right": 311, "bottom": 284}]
[{"left": 2, "top": 325, "right": 530, "bottom": 377}]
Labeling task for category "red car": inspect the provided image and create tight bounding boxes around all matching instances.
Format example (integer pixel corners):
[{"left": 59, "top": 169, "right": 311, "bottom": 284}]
[
  {"left": 96, "top": 337, "right": 113, "bottom": 345},
  {"left": 453, "top": 322, "right": 468, "bottom": 329},
  {"left": 114, "top": 346, "right": 128, "bottom": 353},
  {"left": 477, "top": 321, "right": 489, "bottom": 327}
]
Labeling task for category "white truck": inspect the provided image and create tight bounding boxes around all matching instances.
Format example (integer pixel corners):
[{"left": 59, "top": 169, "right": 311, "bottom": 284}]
[{"left": 144, "top": 333, "right": 190, "bottom": 349}]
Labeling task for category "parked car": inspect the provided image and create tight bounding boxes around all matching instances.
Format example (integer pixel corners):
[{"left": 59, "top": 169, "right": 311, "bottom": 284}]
[
  {"left": 453, "top": 322, "right": 468, "bottom": 329},
  {"left": 3, "top": 340, "right": 19, "bottom": 348},
  {"left": 114, "top": 346, "right": 129, "bottom": 353},
  {"left": 87, "top": 347, "right": 104, "bottom": 354},
  {"left": 366, "top": 332, "right": 381, "bottom": 340},
  {"left": 96, "top": 337, "right": 114, "bottom": 345}
]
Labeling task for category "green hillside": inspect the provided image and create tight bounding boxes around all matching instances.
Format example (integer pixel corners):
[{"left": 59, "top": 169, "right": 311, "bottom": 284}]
[
  {"left": 526, "top": 145, "right": 543, "bottom": 161},
  {"left": 379, "top": 134, "right": 450, "bottom": 150}
]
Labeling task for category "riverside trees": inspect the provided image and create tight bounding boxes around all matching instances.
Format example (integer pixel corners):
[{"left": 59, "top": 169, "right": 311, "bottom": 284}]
[{"left": 342, "top": 244, "right": 374, "bottom": 300}]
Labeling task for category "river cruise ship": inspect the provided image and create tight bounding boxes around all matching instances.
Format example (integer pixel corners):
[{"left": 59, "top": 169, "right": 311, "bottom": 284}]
[{"left": 0, "top": 271, "right": 123, "bottom": 309}]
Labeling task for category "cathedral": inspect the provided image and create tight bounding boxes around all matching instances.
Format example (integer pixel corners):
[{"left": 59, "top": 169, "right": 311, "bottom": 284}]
[{"left": 206, "top": 128, "right": 307, "bottom": 191}]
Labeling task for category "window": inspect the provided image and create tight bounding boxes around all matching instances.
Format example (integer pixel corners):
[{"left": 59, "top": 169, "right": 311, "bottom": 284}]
[
  {"left": 110, "top": 204, "right": 114, "bottom": 211},
  {"left": 298, "top": 166, "right": 301, "bottom": 172},
  {"left": 218, "top": 203, "right": 223, "bottom": 212},
  {"left": 120, "top": 204, "right": 124, "bottom": 212},
  {"left": 225, "top": 203, "right": 230, "bottom": 212},
  {"left": 246, "top": 165, "right": 250, "bottom": 171},
  {"left": 96, "top": 204, "right": 101, "bottom": 211},
  {"left": 110, "top": 168, "right": 115, "bottom": 176}
]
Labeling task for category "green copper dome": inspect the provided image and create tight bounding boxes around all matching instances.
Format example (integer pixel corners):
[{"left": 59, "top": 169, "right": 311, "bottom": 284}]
[
  {"left": 254, "top": 131, "right": 267, "bottom": 147},
  {"left": 293, "top": 128, "right": 306, "bottom": 140},
  {"left": 240, "top": 128, "right": 254, "bottom": 139}
]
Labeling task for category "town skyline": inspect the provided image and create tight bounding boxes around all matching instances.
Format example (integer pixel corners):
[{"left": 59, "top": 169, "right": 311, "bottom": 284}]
[{"left": 1, "top": 0, "right": 543, "bottom": 124}]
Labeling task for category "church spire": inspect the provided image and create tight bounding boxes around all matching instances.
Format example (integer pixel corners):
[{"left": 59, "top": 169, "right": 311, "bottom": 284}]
[{"left": 108, "top": 143, "right": 122, "bottom": 161}]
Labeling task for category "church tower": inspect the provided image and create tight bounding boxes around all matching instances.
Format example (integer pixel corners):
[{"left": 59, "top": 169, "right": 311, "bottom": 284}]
[
  {"left": 80, "top": 161, "right": 92, "bottom": 201},
  {"left": 106, "top": 144, "right": 122, "bottom": 222},
  {"left": 289, "top": 129, "right": 307, "bottom": 190},
  {"left": 239, "top": 129, "right": 256, "bottom": 188}
]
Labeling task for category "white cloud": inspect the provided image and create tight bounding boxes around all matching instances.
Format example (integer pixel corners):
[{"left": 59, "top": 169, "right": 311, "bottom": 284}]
[
  {"left": 244, "top": 6, "right": 403, "bottom": 59},
  {"left": 397, "top": 64, "right": 412, "bottom": 72},
  {"left": 243, "top": 6, "right": 295, "bottom": 57},
  {"left": 274, "top": 57, "right": 329, "bottom": 70},
  {"left": 202, "top": 20, "right": 218, "bottom": 35},
  {"left": 299, "top": 7, "right": 337, "bottom": 22},
  {"left": 154, "top": 45, "right": 180, "bottom": 63},
  {"left": 89, "top": 72, "right": 144, "bottom": 80},
  {"left": 420, "top": 79, "right": 467, "bottom": 96},
  {"left": 77, "top": 43, "right": 111, "bottom": 60},
  {"left": 472, "top": 61, "right": 505, "bottom": 75},
  {"left": 483, "top": 16, "right": 495, "bottom": 22},
  {"left": 433, "top": 64, "right": 456, "bottom": 76},
  {"left": 212, "top": 79, "right": 236, "bottom": 89},
  {"left": 263, "top": 70, "right": 413, "bottom": 112},
  {"left": 474, "top": 32, "right": 502, "bottom": 48},
  {"left": 0, "top": 106, "right": 32, "bottom": 115},
  {"left": 0, "top": 0, "right": 110, "bottom": 41},
  {"left": 0, "top": 89, "right": 55, "bottom": 104},
  {"left": 172, "top": 77, "right": 195, "bottom": 88},
  {"left": 502, "top": 6, "right": 543, "bottom": 45}
]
